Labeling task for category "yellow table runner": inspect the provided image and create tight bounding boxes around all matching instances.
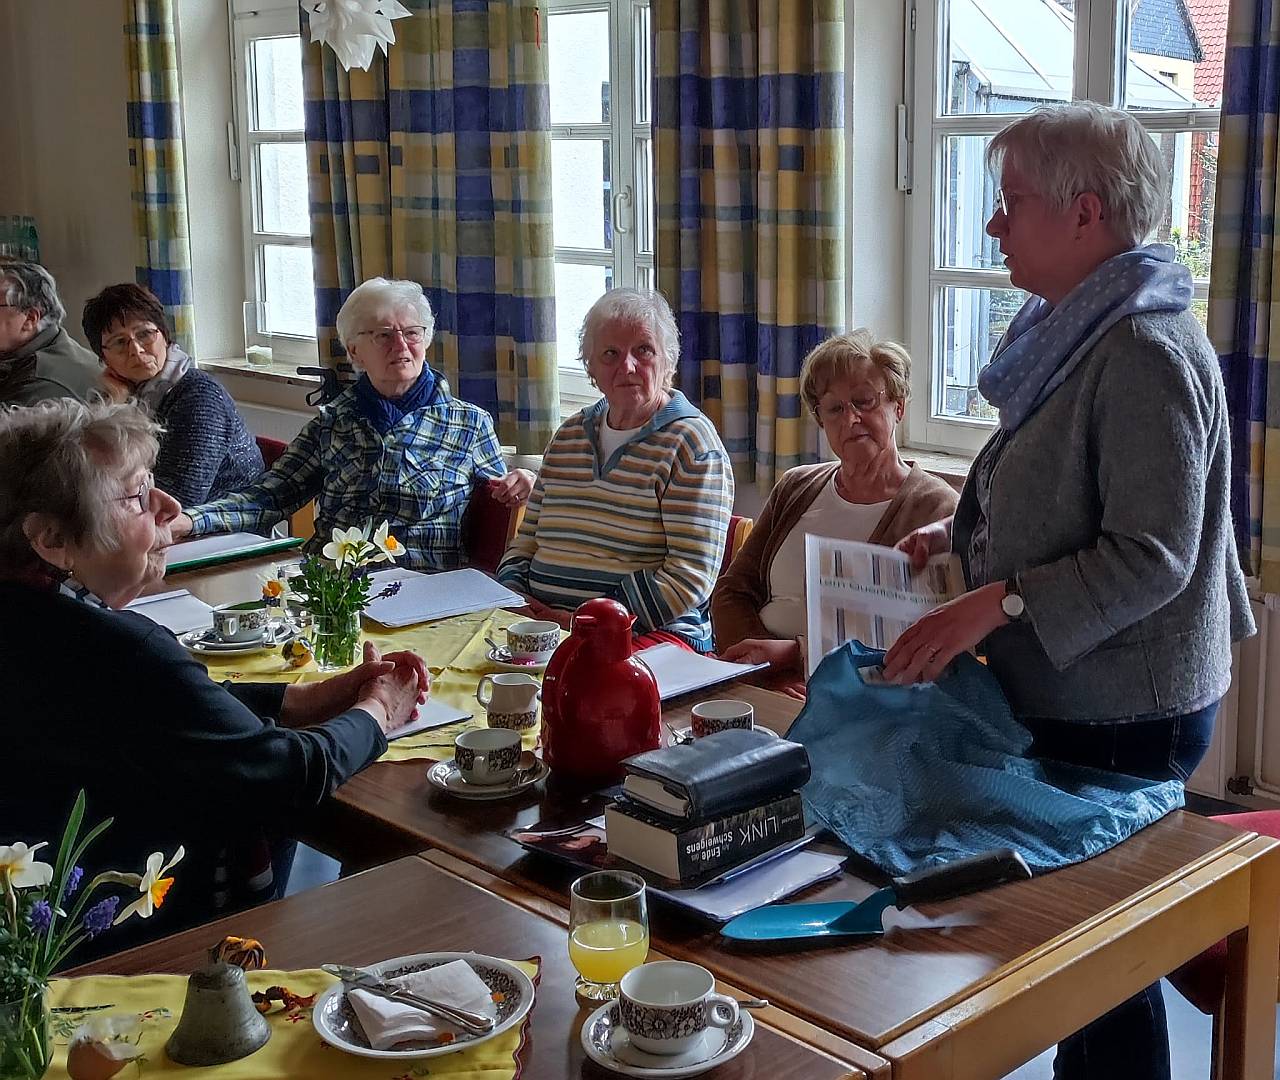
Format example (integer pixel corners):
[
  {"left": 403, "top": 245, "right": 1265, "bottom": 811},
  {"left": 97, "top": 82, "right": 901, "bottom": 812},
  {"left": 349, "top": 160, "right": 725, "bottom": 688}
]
[
  {"left": 47, "top": 962, "right": 539, "bottom": 1079},
  {"left": 196, "top": 610, "right": 552, "bottom": 762}
]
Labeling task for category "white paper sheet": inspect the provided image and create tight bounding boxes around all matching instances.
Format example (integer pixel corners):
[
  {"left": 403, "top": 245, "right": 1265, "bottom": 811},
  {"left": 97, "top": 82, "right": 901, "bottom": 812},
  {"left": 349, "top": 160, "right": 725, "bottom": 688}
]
[
  {"left": 125, "top": 590, "right": 214, "bottom": 633},
  {"left": 635, "top": 642, "right": 769, "bottom": 701},
  {"left": 167, "top": 532, "right": 281, "bottom": 562},
  {"left": 362, "top": 567, "right": 525, "bottom": 628},
  {"left": 385, "top": 698, "right": 473, "bottom": 740}
]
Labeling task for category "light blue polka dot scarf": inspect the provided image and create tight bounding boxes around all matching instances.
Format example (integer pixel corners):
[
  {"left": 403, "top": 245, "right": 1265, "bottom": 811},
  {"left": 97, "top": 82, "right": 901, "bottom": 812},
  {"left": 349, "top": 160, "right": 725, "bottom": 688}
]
[{"left": 978, "top": 243, "right": 1193, "bottom": 432}]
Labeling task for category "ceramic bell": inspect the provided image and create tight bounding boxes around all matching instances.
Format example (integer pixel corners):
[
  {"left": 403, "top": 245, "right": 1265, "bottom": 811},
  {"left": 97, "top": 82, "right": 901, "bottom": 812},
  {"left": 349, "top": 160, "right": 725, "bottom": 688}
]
[{"left": 165, "top": 962, "right": 271, "bottom": 1066}]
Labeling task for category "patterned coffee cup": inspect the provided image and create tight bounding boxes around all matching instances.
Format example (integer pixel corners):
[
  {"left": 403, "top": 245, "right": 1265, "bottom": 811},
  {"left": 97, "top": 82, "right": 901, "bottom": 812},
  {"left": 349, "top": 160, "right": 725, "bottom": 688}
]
[
  {"left": 211, "top": 601, "right": 270, "bottom": 644},
  {"left": 506, "top": 620, "right": 561, "bottom": 662},
  {"left": 690, "top": 699, "right": 754, "bottom": 739},
  {"left": 453, "top": 728, "right": 521, "bottom": 785},
  {"left": 619, "top": 961, "right": 739, "bottom": 1056}
]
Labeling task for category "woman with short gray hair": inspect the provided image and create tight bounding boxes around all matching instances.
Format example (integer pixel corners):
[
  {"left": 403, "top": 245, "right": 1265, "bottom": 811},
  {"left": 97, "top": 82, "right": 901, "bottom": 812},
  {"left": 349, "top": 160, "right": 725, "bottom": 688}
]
[
  {"left": 172, "top": 277, "right": 534, "bottom": 571},
  {"left": 883, "top": 101, "right": 1253, "bottom": 1080},
  {"left": 498, "top": 288, "right": 733, "bottom": 651},
  {"left": 0, "top": 399, "right": 428, "bottom": 956},
  {"left": 0, "top": 261, "right": 101, "bottom": 406}
]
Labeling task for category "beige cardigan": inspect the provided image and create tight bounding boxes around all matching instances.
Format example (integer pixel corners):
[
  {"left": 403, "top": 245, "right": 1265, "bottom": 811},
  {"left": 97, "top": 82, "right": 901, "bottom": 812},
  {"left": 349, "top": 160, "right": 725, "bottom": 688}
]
[{"left": 710, "top": 461, "right": 959, "bottom": 651}]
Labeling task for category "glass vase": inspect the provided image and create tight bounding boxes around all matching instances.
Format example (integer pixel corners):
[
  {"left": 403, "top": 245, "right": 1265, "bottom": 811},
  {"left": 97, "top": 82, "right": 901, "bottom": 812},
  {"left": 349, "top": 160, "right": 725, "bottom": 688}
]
[
  {"left": 313, "top": 609, "right": 361, "bottom": 671},
  {"left": 0, "top": 988, "right": 50, "bottom": 1080}
]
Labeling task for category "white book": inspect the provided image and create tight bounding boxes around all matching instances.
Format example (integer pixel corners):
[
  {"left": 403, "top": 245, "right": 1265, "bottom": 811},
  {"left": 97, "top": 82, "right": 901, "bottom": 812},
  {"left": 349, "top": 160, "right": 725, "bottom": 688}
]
[
  {"left": 385, "top": 698, "right": 473, "bottom": 741},
  {"left": 635, "top": 642, "right": 768, "bottom": 701},
  {"left": 362, "top": 567, "right": 525, "bottom": 628},
  {"left": 125, "top": 589, "right": 214, "bottom": 634}
]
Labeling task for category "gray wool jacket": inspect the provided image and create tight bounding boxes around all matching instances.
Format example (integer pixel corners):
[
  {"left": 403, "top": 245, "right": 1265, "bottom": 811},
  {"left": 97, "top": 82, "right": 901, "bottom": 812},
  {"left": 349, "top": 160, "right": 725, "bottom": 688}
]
[{"left": 953, "top": 308, "right": 1255, "bottom": 722}]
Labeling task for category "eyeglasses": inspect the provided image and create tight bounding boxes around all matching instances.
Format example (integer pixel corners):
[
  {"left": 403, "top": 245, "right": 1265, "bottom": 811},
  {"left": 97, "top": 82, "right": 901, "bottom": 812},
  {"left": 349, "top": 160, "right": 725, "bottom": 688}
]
[
  {"left": 355, "top": 325, "right": 428, "bottom": 349},
  {"left": 994, "top": 188, "right": 1021, "bottom": 218},
  {"left": 114, "top": 473, "right": 153, "bottom": 514},
  {"left": 816, "top": 390, "right": 888, "bottom": 422},
  {"left": 103, "top": 326, "right": 162, "bottom": 355}
]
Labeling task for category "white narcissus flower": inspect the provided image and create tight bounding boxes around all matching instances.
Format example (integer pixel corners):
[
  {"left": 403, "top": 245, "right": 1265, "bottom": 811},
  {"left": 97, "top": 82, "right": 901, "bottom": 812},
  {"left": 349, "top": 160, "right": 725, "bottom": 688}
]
[
  {"left": 322, "top": 525, "right": 367, "bottom": 568},
  {"left": 371, "top": 520, "right": 404, "bottom": 562},
  {"left": 0, "top": 841, "right": 54, "bottom": 889},
  {"left": 114, "top": 847, "right": 184, "bottom": 924}
]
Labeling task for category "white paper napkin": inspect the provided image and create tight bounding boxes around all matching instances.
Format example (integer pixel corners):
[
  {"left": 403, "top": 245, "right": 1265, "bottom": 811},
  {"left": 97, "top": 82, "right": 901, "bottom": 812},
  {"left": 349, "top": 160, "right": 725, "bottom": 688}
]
[{"left": 347, "top": 960, "right": 497, "bottom": 1051}]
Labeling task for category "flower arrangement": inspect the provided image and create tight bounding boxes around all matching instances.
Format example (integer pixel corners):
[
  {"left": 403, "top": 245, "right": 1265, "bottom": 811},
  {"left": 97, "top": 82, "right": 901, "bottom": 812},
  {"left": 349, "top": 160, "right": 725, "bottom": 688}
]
[
  {"left": 0, "top": 792, "right": 183, "bottom": 1079},
  {"left": 272, "top": 521, "right": 404, "bottom": 670}
]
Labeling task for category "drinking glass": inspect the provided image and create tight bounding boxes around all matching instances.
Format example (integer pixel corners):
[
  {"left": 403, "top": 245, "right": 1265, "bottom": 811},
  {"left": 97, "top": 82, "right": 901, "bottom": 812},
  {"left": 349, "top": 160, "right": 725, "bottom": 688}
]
[
  {"left": 243, "top": 301, "right": 273, "bottom": 367},
  {"left": 568, "top": 870, "right": 649, "bottom": 1004}
]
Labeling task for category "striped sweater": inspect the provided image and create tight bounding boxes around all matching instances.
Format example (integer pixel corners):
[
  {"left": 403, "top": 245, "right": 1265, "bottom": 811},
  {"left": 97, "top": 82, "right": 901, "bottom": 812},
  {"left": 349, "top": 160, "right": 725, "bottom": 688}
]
[{"left": 497, "top": 392, "right": 733, "bottom": 651}]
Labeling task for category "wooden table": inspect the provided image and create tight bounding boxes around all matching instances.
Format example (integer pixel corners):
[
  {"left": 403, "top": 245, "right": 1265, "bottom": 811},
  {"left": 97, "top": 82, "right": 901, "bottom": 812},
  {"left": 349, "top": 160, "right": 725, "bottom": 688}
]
[
  {"left": 71, "top": 856, "right": 874, "bottom": 1079},
  {"left": 158, "top": 559, "right": 1280, "bottom": 1079}
]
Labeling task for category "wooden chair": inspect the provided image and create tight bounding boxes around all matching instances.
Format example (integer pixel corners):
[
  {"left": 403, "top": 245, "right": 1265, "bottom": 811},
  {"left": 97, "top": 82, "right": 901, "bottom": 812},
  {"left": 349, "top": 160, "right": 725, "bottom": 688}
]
[
  {"left": 1166, "top": 809, "right": 1280, "bottom": 1078},
  {"left": 462, "top": 478, "right": 526, "bottom": 573},
  {"left": 718, "top": 514, "right": 754, "bottom": 578}
]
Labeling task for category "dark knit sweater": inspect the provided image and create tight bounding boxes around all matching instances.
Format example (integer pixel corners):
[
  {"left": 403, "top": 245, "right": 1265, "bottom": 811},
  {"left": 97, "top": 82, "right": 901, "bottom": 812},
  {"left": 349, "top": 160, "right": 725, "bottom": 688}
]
[{"left": 153, "top": 369, "right": 264, "bottom": 506}]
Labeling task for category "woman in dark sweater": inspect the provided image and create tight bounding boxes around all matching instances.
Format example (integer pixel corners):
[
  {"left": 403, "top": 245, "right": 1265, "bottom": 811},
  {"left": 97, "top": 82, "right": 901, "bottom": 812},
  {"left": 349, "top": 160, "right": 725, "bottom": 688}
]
[
  {"left": 0, "top": 399, "right": 428, "bottom": 956},
  {"left": 82, "top": 283, "right": 264, "bottom": 506}
]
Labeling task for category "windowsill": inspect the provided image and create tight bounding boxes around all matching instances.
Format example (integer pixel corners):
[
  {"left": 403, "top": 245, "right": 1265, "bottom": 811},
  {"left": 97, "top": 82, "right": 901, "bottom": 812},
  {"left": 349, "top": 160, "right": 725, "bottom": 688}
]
[
  {"left": 905, "top": 445, "right": 975, "bottom": 487},
  {"left": 201, "top": 356, "right": 323, "bottom": 388}
]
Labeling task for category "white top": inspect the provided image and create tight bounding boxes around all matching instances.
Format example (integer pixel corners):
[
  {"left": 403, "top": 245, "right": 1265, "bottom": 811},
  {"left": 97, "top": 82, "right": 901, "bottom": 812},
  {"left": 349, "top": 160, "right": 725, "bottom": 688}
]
[
  {"left": 759, "top": 474, "right": 892, "bottom": 640},
  {"left": 598, "top": 415, "right": 644, "bottom": 462}
]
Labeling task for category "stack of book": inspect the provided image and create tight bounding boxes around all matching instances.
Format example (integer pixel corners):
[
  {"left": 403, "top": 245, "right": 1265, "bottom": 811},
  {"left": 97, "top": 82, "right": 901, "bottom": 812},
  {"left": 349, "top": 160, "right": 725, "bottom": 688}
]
[{"left": 604, "top": 729, "right": 812, "bottom": 887}]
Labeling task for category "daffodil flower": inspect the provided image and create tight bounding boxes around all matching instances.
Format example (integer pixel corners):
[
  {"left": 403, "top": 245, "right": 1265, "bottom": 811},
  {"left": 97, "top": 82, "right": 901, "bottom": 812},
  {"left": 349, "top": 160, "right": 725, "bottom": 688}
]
[
  {"left": 372, "top": 521, "right": 403, "bottom": 562},
  {"left": 260, "top": 577, "right": 286, "bottom": 605},
  {"left": 0, "top": 841, "right": 54, "bottom": 889},
  {"left": 114, "top": 847, "right": 184, "bottom": 924},
  {"left": 322, "top": 526, "right": 367, "bottom": 568}
]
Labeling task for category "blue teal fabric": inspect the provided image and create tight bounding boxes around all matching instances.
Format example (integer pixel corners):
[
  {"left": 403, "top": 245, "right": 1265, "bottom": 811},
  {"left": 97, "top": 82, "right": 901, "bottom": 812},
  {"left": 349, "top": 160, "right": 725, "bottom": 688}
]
[
  {"left": 352, "top": 367, "right": 438, "bottom": 436},
  {"left": 787, "top": 642, "right": 1185, "bottom": 875}
]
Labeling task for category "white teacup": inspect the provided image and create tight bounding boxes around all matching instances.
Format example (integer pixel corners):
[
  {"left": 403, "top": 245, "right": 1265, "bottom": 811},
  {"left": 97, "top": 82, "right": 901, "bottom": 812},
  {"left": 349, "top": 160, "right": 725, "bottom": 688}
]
[
  {"left": 619, "top": 961, "right": 739, "bottom": 1056},
  {"left": 477, "top": 672, "right": 541, "bottom": 732},
  {"left": 211, "top": 601, "right": 270, "bottom": 644},
  {"left": 453, "top": 728, "right": 522, "bottom": 786},
  {"left": 690, "top": 699, "right": 754, "bottom": 739},
  {"left": 506, "top": 619, "right": 560, "bottom": 663}
]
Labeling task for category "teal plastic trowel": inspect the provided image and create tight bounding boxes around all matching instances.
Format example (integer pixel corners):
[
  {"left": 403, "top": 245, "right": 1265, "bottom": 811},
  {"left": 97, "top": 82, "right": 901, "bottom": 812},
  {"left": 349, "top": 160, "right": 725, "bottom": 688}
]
[{"left": 720, "top": 848, "right": 1032, "bottom": 942}]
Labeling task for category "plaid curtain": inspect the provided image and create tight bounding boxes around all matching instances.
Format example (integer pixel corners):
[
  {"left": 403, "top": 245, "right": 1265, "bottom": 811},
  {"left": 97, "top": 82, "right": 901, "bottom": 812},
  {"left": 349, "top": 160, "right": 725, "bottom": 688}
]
[
  {"left": 654, "top": 0, "right": 845, "bottom": 491},
  {"left": 303, "top": 0, "right": 559, "bottom": 453},
  {"left": 123, "top": 0, "right": 196, "bottom": 351},
  {"left": 1209, "top": 0, "right": 1280, "bottom": 591}
]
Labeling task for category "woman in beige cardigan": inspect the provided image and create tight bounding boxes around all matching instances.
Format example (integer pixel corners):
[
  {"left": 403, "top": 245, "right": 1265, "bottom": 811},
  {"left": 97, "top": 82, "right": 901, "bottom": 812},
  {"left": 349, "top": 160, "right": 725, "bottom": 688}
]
[{"left": 712, "top": 331, "right": 958, "bottom": 696}]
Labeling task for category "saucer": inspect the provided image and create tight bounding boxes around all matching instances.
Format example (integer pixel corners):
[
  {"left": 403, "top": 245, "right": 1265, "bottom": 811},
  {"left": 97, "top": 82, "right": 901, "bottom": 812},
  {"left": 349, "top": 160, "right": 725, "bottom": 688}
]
[
  {"left": 580, "top": 1002, "right": 754, "bottom": 1078},
  {"left": 179, "top": 623, "right": 293, "bottom": 656},
  {"left": 426, "top": 758, "right": 549, "bottom": 801},
  {"left": 672, "top": 725, "right": 778, "bottom": 742},
  {"left": 484, "top": 646, "right": 550, "bottom": 674}
]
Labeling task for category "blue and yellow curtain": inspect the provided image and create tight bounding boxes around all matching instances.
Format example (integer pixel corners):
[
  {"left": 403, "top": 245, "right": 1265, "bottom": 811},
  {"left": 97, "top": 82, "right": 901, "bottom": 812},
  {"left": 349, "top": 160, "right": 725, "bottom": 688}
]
[
  {"left": 123, "top": 0, "right": 196, "bottom": 351},
  {"left": 1210, "top": 0, "right": 1280, "bottom": 591},
  {"left": 302, "top": 0, "right": 559, "bottom": 454},
  {"left": 654, "top": 0, "right": 845, "bottom": 490}
]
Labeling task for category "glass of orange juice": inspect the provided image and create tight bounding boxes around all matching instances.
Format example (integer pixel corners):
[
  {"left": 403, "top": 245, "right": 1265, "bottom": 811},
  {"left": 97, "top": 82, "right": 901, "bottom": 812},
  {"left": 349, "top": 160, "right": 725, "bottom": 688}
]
[{"left": 568, "top": 870, "right": 649, "bottom": 1004}]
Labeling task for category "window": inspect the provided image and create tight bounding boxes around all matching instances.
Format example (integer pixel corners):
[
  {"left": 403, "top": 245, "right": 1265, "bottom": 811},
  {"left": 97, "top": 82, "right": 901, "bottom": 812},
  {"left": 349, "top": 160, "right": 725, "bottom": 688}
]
[
  {"left": 907, "top": 0, "right": 1226, "bottom": 453},
  {"left": 231, "top": 3, "right": 317, "bottom": 353},
  {"left": 546, "top": 0, "right": 654, "bottom": 401}
]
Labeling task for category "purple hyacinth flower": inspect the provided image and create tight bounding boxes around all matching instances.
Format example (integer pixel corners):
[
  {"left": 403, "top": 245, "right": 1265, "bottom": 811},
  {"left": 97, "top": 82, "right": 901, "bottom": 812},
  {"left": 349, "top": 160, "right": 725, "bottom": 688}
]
[
  {"left": 375, "top": 580, "right": 403, "bottom": 600},
  {"left": 82, "top": 896, "right": 120, "bottom": 938},
  {"left": 63, "top": 866, "right": 84, "bottom": 901},
  {"left": 27, "top": 900, "right": 53, "bottom": 934}
]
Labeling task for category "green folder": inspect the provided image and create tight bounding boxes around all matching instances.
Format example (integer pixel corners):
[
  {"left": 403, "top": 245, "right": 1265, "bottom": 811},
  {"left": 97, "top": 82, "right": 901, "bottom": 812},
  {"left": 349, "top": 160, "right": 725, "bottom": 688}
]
[{"left": 166, "top": 535, "right": 305, "bottom": 574}]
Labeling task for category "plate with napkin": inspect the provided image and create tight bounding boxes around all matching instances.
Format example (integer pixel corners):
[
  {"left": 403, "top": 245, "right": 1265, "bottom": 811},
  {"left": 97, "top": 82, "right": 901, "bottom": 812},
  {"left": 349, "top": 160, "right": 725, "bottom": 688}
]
[{"left": 313, "top": 952, "right": 535, "bottom": 1059}]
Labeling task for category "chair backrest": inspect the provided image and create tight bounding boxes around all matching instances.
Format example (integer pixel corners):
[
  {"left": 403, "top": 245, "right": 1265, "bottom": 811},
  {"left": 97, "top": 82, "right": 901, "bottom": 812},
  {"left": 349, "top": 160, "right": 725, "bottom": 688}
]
[
  {"left": 718, "top": 514, "right": 754, "bottom": 578},
  {"left": 255, "top": 435, "right": 288, "bottom": 469},
  {"left": 462, "top": 478, "right": 526, "bottom": 573}
]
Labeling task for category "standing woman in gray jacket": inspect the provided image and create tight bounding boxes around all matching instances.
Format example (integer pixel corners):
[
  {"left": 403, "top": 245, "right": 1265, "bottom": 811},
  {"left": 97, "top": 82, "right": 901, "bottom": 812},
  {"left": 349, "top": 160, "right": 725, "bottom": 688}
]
[{"left": 883, "top": 103, "right": 1254, "bottom": 1080}]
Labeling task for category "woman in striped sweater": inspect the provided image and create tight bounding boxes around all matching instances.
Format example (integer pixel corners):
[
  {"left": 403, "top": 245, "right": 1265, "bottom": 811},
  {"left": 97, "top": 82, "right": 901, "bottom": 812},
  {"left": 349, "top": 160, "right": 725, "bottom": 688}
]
[{"left": 497, "top": 289, "right": 732, "bottom": 652}]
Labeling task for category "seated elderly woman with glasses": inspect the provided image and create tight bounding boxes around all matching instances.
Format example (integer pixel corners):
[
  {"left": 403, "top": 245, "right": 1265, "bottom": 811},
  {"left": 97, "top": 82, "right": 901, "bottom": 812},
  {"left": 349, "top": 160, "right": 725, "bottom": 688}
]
[
  {"left": 710, "top": 331, "right": 957, "bottom": 695},
  {"left": 498, "top": 288, "right": 733, "bottom": 652},
  {"left": 0, "top": 400, "right": 429, "bottom": 953},
  {"left": 83, "top": 283, "right": 265, "bottom": 506},
  {"left": 172, "top": 277, "right": 533, "bottom": 571}
]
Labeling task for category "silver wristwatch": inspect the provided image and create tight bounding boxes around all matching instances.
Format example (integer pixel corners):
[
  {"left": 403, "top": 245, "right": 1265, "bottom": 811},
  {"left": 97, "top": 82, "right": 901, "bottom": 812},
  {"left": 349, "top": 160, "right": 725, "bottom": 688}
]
[{"left": 1001, "top": 578, "right": 1026, "bottom": 621}]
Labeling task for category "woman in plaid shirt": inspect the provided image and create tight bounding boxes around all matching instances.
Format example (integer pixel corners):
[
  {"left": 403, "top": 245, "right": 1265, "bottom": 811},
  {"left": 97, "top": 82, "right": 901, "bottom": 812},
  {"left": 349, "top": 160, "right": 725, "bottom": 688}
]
[{"left": 171, "top": 279, "right": 532, "bottom": 571}]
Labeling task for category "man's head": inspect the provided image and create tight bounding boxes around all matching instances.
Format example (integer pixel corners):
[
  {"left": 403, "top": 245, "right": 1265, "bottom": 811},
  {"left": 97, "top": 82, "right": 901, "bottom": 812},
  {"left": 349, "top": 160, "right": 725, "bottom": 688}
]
[{"left": 0, "top": 262, "right": 66, "bottom": 356}]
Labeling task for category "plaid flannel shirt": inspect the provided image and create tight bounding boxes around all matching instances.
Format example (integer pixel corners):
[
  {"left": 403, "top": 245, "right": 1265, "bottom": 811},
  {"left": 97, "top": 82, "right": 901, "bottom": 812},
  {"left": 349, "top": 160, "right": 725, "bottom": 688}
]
[{"left": 186, "top": 375, "right": 506, "bottom": 572}]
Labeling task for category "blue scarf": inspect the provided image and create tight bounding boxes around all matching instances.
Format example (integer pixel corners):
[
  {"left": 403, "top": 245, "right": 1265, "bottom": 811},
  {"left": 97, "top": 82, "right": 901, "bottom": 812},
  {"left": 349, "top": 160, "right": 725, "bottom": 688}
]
[
  {"left": 353, "top": 366, "right": 438, "bottom": 435},
  {"left": 978, "top": 244, "right": 1193, "bottom": 432}
]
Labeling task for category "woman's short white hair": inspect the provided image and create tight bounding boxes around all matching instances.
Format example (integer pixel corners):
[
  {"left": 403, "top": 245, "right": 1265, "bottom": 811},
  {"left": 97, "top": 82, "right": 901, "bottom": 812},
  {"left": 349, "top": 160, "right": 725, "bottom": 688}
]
[
  {"left": 579, "top": 288, "right": 680, "bottom": 390},
  {"left": 987, "top": 102, "right": 1170, "bottom": 248},
  {"left": 334, "top": 277, "right": 436, "bottom": 360}
]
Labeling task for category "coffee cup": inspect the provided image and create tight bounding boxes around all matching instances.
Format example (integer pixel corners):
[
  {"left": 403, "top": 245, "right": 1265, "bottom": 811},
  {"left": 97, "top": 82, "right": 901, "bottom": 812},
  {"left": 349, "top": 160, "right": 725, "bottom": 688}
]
[
  {"left": 453, "top": 728, "right": 522, "bottom": 786},
  {"left": 690, "top": 699, "right": 754, "bottom": 739},
  {"left": 477, "top": 672, "right": 541, "bottom": 732},
  {"left": 211, "top": 601, "right": 271, "bottom": 644},
  {"left": 618, "top": 961, "right": 739, "bottom": 1056},
  {"left": 506, "top": 619, "right": 560, "bottom": 663}
]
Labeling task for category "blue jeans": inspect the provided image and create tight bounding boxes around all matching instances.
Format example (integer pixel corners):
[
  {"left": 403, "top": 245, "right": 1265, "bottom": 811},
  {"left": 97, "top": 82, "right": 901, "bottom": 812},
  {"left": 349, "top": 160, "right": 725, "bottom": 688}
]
[{"left": 1017, "top": 702, "right": 1219, "bottom": 1080}]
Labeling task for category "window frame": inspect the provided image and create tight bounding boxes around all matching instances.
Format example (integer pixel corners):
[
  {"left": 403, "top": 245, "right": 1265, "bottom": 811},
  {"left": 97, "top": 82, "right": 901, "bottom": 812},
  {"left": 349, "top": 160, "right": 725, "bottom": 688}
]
[
  {"left": 546, "top": 0, "right": 654, "bottom": 410},
  {"left": 230, "top": 1, "right": 316, "bottom": 360},
  {"left": 904, "top": 0, "right": 1220, "bottom": 455}
]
